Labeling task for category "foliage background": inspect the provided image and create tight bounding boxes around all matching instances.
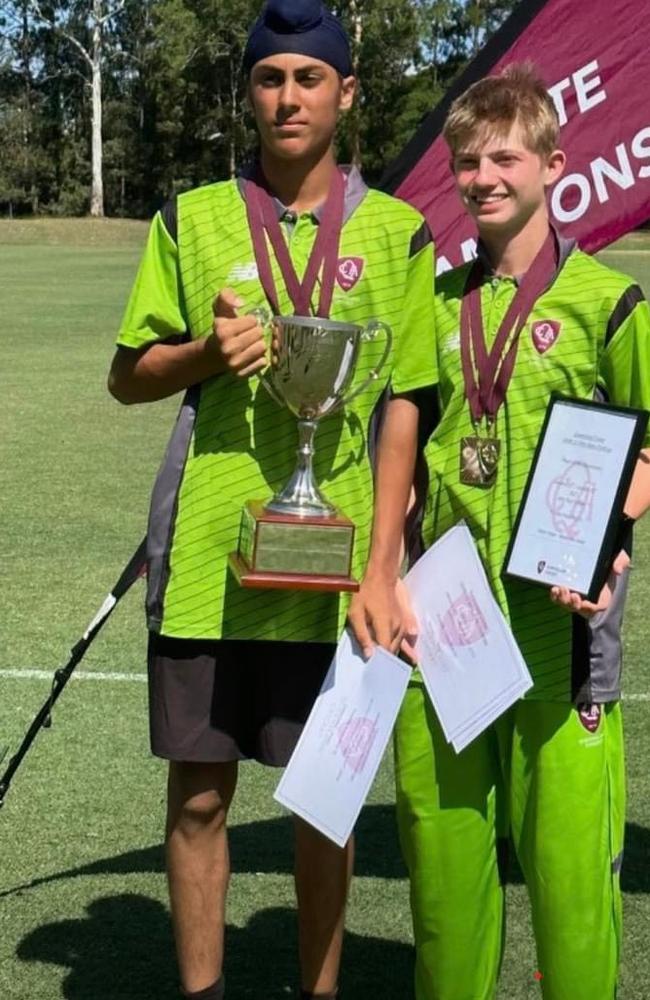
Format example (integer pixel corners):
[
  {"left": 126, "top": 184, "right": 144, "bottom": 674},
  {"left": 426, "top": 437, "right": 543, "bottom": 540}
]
[{"left": 0, "top": 0, "right": 517, "bottom": 217}]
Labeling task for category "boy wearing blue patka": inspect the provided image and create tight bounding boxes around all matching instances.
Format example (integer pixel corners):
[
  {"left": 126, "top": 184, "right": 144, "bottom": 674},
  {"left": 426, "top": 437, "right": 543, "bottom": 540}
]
[{"left": 108, "top": 1, "right": 438, "bottom": 998}]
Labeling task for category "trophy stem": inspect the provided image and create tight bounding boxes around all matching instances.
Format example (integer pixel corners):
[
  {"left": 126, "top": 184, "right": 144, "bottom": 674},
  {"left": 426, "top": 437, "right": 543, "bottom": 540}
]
[{"left": 265, "top": 418, "right": 336, "bottom": 518}]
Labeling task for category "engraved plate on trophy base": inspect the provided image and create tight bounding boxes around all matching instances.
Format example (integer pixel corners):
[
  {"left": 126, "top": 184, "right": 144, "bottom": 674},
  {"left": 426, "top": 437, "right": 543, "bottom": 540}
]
[{"left": 229, "top": 501, "right": 359, "bottom": 592}]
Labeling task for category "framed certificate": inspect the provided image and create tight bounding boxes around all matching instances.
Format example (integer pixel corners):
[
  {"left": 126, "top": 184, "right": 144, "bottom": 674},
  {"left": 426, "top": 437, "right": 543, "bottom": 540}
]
[{"left": 503, "top": 394, "right": 648, "bottom": 602}]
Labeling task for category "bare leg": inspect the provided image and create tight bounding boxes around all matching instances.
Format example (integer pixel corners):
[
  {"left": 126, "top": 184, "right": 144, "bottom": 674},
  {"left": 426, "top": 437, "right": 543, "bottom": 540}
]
[
  {"left": 294, "top": 816, "right": 354, "bottom": 995},
  {"left": 166, "top": 760, "right": 238, "bottom": 994}
]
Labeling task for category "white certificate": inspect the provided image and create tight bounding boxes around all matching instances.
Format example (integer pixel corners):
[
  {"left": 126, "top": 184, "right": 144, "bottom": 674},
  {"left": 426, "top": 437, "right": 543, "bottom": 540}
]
[
  {"left": 274, "top": 631, "right": 411, "bottom": 847},
  {"left": 504, "top": 396, "right": 646, "bottom": 599},
  {"left": 405, "top": 523, "right": 532, "bottom": 750}
]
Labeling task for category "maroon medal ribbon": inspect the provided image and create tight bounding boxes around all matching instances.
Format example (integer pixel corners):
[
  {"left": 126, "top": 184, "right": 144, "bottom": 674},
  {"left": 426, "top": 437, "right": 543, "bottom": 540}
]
[
  {"left": 460, "top": 229, "right": 558, "bottom": 426},
  {"left": 244, "top": 167, "right": 345, "bottom": 318}
]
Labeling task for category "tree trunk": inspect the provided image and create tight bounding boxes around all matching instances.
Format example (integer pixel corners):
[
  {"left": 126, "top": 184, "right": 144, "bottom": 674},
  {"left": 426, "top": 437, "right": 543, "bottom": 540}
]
[
  {"left": 229, "top": 60, "right": 237, "bottom": 178},
  {"left": 472, "top": 0, "right": 482, "bottom": 56},
  {"left": 349, "top": 0, "right": 363, "bottom": 168},
  {"left": 90, "top": 0, "right": 104, "bottom": 217},
  {"left": 21, "top": 2, "right": 35, "bottom": 215}
]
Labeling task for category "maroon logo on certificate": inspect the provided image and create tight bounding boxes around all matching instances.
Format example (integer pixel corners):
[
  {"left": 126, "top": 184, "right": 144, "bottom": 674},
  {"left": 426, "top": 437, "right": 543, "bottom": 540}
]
[
  {"left": 439, "top": 588, "right": 488, "bottom": 648},
  {"left": 546, "top": 461, "right": 595, "bottom": 540},
  {"left": 337, "top": 716, "right": 378, "bottom": 774},
  {"left": 531, "top": 320, "right": 562, "bottom": 354},
  {"left": 336, "top": 256, "right": 365, "bottom": 292},
  {"left": 578, "top": 704, "right": 602, "bottom": 733}
]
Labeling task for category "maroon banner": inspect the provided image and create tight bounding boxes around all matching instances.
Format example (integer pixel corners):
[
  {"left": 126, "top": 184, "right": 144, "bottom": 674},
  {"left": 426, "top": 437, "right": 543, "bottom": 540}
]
[{"left": 381, "top": 0, "right": 650, "bottom": 274}]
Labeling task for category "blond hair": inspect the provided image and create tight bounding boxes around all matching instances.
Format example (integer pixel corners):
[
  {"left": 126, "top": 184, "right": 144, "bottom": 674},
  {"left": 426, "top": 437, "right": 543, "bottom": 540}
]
[{"left": 443, "top": 63, "right": 560, "bottom": 157}]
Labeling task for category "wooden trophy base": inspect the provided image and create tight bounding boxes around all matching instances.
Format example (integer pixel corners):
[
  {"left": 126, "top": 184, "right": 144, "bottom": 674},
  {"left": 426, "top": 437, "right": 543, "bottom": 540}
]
[{"left": 229, "top": 500, "right": 359, "bottom": 593}]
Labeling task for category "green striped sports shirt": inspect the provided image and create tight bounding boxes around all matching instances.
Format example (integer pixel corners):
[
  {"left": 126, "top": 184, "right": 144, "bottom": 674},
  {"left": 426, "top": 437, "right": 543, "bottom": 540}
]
[
  {"left": 423, "top": 244, "right": 650, "bottom": 701},
  {"left": 117, "top": 170, "right": 438, "bottom": 642}
]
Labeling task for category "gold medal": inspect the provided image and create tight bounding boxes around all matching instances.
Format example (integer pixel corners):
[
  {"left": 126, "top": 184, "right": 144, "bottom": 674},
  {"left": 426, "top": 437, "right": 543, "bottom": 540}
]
[{"left": 460, "top": 435, "right": 501, "bottom": 488}]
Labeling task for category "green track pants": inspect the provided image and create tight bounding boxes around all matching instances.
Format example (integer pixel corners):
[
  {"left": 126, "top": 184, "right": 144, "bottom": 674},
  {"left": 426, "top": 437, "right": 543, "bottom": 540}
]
[{"left": 395, "top": 677, "right": 625, "bottom": 1000}]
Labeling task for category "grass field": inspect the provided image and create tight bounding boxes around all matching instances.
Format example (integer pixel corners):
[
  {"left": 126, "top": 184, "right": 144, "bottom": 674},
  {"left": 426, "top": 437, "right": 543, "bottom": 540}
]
[{"left": 0, "top": 219, "right": 649, "bottom": 1000}]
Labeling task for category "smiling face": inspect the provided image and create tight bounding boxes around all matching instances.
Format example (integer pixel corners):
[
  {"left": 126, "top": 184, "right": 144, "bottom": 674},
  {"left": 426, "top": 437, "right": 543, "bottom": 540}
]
[
  {"left": 248, "top": 53, "right": 355, "bottom": 163},
  {"left": 451, "top": 119, "right": 565, "bottom": 239}
]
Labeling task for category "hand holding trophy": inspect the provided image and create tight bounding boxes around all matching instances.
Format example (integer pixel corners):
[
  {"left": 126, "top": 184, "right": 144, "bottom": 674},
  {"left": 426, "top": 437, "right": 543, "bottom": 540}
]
[
  {"left": 229, "top": 312, "right": 392, "bottom": 591},
  {"left": 228, "top": 166, "right": 392, "bottom": 591}
]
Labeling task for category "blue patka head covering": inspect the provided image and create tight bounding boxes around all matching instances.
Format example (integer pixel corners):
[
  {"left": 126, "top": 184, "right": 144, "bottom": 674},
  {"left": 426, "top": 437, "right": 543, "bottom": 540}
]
[{"left": 243, "top": 0, "right": 353, "bottom": 78}]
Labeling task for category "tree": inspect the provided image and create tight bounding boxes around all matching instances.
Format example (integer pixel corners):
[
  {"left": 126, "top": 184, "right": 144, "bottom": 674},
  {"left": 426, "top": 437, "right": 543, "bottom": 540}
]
[
  {"left": 336, "top": 0, "right": 422, "bottom": 180},
  {"left": 12, "top": 0, "right": 129, "bottom": 215}
]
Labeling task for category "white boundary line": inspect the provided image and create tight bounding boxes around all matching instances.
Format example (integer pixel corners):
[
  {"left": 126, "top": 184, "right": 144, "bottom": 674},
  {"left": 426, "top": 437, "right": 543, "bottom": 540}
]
[
  {"left": 0, "top": 669, "right": 147, "bottom": 683},
  {"left": 0, "top": 669, "right": 648, "bottom": 700}
]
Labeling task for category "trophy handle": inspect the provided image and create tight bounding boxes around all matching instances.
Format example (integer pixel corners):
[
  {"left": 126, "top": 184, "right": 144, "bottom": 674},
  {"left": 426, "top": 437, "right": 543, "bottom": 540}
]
[
  {"left": 338, "top": 319, "right": 393, "bottom": 409},
  {"left": 251, "top": 307, "right": 285, "bottom": 408}
]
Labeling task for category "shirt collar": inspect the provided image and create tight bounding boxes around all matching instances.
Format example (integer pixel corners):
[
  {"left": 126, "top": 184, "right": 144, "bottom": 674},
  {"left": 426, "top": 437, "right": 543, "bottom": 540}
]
[
  {"left": 476, "top": 225, "right": 576, "bottom": 287},
  {"left": 237, "top": 163, "right": 368, "bottom": 226}
]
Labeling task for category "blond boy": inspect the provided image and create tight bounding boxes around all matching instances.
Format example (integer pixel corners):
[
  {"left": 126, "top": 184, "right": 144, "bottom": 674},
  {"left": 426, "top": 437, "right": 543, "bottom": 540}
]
[{"left": 350, "top": 65, "right": 650, "bottom": 1000}]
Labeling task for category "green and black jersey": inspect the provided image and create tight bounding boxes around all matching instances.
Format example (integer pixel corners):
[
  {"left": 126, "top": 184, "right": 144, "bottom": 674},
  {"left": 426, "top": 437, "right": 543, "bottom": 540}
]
[
  {"left": 117, "top": 168, "right": 438, "bottom": 642},
  {"left": 424, "top": 240, "right": 650, "bottom": 702}
]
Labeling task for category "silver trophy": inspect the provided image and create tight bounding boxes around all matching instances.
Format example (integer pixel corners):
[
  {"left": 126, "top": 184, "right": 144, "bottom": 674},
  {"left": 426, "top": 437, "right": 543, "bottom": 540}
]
[
  {"left": 262, "top": 315, "right": 392, "bottom": 516},
  {"left": 230, "top": 314, "right": 392, "bottom": 591}
]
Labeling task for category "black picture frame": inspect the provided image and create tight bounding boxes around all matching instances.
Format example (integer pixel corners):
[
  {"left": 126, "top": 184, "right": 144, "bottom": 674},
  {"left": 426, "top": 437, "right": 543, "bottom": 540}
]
[{"left": 503, "top": 394, "right": 648, "bottom": 602}]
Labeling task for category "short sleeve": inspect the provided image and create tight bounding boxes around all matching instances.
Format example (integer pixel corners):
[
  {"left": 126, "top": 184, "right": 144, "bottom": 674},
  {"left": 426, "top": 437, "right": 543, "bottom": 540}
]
[
  {"left": 390, "top": 219, "right": 439, "bottom": 395},
  {"left": 598, "top": 285, "right": 650, "bottom": 448},
  {"left": 116, "top": 209, "right": 188, "bottom": 350}
]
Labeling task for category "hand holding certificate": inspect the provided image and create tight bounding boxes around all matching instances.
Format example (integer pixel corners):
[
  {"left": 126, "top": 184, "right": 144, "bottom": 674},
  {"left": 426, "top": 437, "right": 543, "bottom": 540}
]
[
  {"left": 278, "top": 526, "right": 535, "bottom": 845},
  {"left": 504, "top": 395, "right": 648, "bottom": 601},
  {"left": 274, "top": 631, "right": 411, "bottom": 847}
]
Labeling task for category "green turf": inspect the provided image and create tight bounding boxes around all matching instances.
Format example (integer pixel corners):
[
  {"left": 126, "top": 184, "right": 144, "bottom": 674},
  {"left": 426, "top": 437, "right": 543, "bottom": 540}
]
[
  {"left": 0, "top": 222, "right": 649, "bottom": 999},
  {"left": 595, "top": 228, "right": 650, "bottom": 298},
  {"left": 0, "top": 217, "right": 149, "bottom": 247}
]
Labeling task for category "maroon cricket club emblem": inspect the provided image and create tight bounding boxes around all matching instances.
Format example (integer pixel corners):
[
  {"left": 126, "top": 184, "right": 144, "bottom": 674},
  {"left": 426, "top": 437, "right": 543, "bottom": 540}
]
[
  {"left": 336, "top": 256, "right": 365, "bottom": 292},
  {"left": 578, "top": 704, "right": 602, "bottom": 733},
  {"left": 531, "top": 319, "right": 562, "bottom": 354}
]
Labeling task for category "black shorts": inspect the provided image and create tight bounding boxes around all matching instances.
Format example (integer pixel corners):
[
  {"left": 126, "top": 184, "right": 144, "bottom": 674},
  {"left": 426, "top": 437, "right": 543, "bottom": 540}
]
[{"left": 147, "top": 633, "right": 336, "bottom": 766}]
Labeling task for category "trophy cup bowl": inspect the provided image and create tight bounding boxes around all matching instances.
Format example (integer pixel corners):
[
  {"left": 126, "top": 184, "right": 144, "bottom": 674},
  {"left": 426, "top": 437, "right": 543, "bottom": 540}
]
[{"left": 229, "top": 314, "right": 392, "bottom": 592}]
